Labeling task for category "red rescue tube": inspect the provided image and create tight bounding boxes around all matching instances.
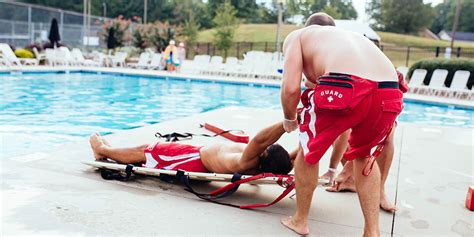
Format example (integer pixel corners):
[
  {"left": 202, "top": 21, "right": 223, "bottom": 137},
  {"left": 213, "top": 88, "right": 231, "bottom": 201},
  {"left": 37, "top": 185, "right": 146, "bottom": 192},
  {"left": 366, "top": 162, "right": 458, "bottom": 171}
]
[
  {"left": 203, "top": 123, "right": 249, "bottom": 144},
  {"left": 466, "top": 186, "right": 474, "bottom": 211}
]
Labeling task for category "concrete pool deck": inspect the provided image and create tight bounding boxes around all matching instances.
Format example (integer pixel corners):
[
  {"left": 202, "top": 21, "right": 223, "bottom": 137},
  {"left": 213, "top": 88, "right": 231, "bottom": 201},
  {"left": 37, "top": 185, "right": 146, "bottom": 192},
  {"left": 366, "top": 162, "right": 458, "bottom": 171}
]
[{"left": 1, "top": 107, "right": 473, "bottom": 236}]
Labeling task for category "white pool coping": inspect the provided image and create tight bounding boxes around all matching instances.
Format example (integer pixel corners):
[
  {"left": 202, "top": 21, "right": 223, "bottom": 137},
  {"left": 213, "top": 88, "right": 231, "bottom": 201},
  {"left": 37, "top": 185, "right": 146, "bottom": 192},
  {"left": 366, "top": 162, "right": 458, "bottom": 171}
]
[{"left": 1, "top": 65, "right": 473, "bottom": 109}]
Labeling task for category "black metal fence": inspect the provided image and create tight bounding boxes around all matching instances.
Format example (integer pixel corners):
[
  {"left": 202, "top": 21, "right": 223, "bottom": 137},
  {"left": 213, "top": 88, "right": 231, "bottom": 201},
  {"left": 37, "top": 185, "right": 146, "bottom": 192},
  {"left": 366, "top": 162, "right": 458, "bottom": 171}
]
[{"left": 187, "top": 42, "right": 474, "bottom": 67}]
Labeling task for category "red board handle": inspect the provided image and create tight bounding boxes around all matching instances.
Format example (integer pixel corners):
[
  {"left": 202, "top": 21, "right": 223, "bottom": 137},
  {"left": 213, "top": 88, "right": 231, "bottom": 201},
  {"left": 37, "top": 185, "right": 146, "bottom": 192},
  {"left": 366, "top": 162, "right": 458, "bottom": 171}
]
[{"left": 203, "top": 123, "right": 249, "bottom": 144}]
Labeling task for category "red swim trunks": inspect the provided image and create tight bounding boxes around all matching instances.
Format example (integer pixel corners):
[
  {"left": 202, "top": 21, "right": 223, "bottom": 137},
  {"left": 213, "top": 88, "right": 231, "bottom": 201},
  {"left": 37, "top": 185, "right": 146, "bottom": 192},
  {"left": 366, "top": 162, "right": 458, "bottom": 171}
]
[
  {"left": 143, "top": 142, "right": 208, "bottom": 172},
  {"left": 299, "top": 72, "right": 403, "bottom": 165}
]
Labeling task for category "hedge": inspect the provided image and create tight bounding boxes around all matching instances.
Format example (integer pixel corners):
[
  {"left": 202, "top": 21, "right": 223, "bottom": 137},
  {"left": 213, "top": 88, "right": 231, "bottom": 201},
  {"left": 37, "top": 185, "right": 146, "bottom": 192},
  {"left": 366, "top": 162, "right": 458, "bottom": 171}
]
[{"left": 407, "top": 58, "right": 474, "bottom": 89}]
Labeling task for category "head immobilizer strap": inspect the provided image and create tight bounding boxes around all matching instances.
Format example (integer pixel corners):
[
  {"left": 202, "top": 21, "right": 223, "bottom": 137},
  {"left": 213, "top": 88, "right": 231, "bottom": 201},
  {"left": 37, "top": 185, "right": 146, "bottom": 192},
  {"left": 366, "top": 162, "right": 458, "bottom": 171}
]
[{"left": 176, "top": 170, "right": 295, "bottom": 209}]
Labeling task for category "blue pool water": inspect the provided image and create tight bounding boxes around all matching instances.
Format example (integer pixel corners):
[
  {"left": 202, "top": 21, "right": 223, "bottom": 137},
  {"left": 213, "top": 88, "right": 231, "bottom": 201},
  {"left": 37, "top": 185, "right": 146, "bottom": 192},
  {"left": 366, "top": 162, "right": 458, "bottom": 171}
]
[{"left": 1, "top": 72, "right": 473, "bottom": 158}]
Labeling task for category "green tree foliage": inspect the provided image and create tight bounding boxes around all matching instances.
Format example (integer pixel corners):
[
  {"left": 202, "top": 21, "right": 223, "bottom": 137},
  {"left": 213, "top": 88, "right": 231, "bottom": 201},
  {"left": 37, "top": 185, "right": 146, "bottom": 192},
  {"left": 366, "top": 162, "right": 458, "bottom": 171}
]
[
  {"left": 366, "top": 0, "right": 434, "bottom": 34},
  {"left": 183, "top": 10, "right": 200, "bottom": 46},
  {"left": 212, "top": 1, "right": 239, "bottom": 58},
  {"left": 208, "top": 0, "right": 258, "bottom": 22},
  {"left": 287, "top": 0, "right": 357, "bottom": 20},
  {"left": 431, "top": 0, "right": 474, "bottom": 33}
]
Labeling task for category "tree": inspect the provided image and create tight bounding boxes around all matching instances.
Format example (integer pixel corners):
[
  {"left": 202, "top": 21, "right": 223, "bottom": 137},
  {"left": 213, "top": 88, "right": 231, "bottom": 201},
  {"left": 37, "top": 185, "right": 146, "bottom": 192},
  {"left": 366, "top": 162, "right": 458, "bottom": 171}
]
[
  {"left": 212, "top": 1, "right": 239, "bottom": 58},
  {"left": 367, "top": 0, "right": 434, "bottom": 34},
  {"left": 287, "top": 0, "right": 357, "bottom": 20},
  {"left": 366, "top": 0, "right": 383, "bottom": 30},
  {"left": 430, "top": 0, "right": 474, "bottom": 33},
  {"left": 182, "top": 9, "right": 200, "bottom": 46}
]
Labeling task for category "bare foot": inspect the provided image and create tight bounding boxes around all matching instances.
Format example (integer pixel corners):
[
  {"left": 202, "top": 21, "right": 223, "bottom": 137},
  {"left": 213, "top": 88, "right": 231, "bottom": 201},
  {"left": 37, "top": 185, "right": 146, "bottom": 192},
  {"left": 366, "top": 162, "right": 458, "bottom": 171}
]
[
  {"left": 89, "top": 133, "right": 107, "bottom": 160},
  {"left": 380, "top": 191, "right": 397, "bottom": 213},
  {"left": 281, "top": 216, "right": 309, "bottom": 236},
  {"left": 319, "top": 169, "right": 337, "bottom": 186},
  {"left": 325, "top": 175, "right": 356, "bottom": 192}
]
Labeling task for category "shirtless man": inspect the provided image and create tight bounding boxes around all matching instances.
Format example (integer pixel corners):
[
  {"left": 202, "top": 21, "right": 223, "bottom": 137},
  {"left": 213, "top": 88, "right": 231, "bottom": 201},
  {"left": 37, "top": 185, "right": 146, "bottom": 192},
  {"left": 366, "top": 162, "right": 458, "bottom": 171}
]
[
  {"left": 280, "top": 13, "right": 403, "bottom": 236},
  {"left": 90, "top": 121, "right": 294, "bottom": 175}
]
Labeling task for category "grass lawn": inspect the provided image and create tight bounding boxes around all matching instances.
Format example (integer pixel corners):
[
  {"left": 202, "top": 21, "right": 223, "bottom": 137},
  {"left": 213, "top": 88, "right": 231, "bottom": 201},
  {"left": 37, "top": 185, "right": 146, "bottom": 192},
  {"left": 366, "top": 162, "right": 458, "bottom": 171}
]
[
  {"left": 377, "top": 32, "right": 474, "bottom": 49},
  {"left": 198, "top": 24, "right": 300, "bottom": 42}
]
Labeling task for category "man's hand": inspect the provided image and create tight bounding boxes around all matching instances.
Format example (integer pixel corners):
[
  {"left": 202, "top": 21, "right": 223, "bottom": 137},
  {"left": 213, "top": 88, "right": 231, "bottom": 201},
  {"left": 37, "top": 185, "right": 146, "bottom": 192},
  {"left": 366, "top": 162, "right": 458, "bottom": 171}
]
[{"left": 283, "top": 118, "right": 299, "bottom": 133}]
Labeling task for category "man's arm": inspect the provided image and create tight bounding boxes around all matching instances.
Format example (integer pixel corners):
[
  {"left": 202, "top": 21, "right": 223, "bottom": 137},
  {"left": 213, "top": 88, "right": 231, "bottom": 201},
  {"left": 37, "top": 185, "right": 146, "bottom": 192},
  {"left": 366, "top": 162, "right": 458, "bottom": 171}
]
[
  {"left": 281, "top": 31, "right": 304, "bottom": 132},
  {"left": 238, "top": 122, "right": 286, "bottom": 170}
]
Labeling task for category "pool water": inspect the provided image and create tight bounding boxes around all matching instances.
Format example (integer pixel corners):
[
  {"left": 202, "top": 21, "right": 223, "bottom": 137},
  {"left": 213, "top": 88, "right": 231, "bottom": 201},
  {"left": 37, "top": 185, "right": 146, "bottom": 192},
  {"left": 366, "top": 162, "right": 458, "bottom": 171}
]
[{"left": 1, "top": 72, "right": 473, "bottom": 158}]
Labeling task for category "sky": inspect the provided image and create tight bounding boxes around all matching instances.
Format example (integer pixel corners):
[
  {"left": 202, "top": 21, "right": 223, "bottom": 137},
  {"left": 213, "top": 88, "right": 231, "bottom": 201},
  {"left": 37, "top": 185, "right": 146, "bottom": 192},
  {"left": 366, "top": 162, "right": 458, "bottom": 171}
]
[{"left": 256, "top": 0, "right": 444, "bottom": 23}]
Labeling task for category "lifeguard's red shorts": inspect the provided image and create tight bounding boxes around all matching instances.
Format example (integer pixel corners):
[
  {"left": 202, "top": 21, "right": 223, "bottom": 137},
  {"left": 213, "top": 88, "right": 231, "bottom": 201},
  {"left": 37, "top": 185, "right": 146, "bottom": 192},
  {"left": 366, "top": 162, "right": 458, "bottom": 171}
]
[
  {"left": 299, "top": 72, "right": 403, "bottom": 165},
  {"left": 143, "top": 142, "right": 208, "bottom": 172}
]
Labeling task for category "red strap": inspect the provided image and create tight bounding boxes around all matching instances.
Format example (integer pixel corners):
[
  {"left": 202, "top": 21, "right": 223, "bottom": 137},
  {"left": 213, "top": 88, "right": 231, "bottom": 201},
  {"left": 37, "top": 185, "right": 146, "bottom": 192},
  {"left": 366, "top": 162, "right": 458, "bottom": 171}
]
[
  {"left": 203, "top": 174, "right": 294, "bottom": 209},
  {"left": 362, "top": 125, "right": 393, "bottom": 176},
  {"left": 240, "top": 177, "right": 295, "bottom": 209},
  {"left": 209, "top": 173, "right": 268, "bottom": 196}
]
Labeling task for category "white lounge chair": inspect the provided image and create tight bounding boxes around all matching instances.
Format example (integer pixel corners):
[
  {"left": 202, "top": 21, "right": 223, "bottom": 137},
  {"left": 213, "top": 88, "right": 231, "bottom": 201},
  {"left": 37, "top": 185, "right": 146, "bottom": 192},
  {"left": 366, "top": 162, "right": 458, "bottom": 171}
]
[
  {"left": 0, "top": 53, "right": 11, "bottom": 66},
  {"left": 148, "top": 53, "right": 163, "bottom": 70},
  {"left": 72, "top": 48, "right": 101, "bottom": 67},
  {"left": 205, "top": 56, "right": 224, "bottom": 75},
  {"left": 127, "top": 52, "right": 150, "bottom": 68},
  {"left": 59, "top": 47, "right": 79, "bottom": 66},
  {"left": 193, "top": 55, "right": 211, "bottom": 74},
  {"left": 447, "top": 70, "right": 471, "bottom": 99},
  {"left": 0, "top": 43, "right": 38, "bottom": 66},
  {"left": 221, "top": 57, "right": 241, "bottom": 76},
  {"left": 111, "top": 52, "right": 127, "bottom": 67},
  {"left": 396, "top": 66, "right": 409, "bottom": 79},
  {"left": 32, "top": 47, "right": 46, "bottom": 63},
  {"left": 408, "top": 69, "right": 427, "bottom": 94},
  {"left": 425, "top": 69, "right": 448, "bottom": 96},
  {"left": 45, "top": 48, "right": 69, "bottom": 66}
]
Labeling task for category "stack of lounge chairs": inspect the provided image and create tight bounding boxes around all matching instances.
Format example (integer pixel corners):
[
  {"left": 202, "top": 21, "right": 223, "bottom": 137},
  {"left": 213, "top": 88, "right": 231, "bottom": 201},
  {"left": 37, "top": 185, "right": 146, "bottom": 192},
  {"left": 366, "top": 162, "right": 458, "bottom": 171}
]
[
  {"left": 126, "top": 52, "right": 164, "bottom": 70},
  {"left": 192, "top": 50, "right": 284, "bottom": 80},
  {"left": 406, "top": 68, "right": 472, "bottom": 100}
]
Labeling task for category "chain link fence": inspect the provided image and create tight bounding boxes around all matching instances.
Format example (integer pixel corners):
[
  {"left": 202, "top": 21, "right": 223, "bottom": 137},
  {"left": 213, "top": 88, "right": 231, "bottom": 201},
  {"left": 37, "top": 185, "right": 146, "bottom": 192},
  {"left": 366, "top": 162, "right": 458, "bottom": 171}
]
[{"left": 0, "top": 1, "right": 105, "bottom": 49}]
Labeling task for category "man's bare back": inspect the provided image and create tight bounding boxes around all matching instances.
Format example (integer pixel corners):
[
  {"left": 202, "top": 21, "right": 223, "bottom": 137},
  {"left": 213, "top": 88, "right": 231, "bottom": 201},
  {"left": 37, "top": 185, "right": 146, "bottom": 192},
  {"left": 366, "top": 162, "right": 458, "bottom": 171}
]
[
  {"left": 285, "top": 25, "right": 398, "bottom": 84},
  {"left": 199, "top": 142, "right": 256, "bottom": 174}
]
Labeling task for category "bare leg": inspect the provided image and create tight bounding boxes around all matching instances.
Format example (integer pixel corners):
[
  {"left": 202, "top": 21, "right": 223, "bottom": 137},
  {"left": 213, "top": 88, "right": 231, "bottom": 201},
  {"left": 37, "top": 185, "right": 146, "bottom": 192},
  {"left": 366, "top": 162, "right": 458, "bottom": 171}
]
[
  {"left": 321, "top": 129, "right": 350, "bottom": 184},
  {"left": 281, "top": 148, "right": 318, "bottom": 235},
  {"left": 325, "top": 160, "right": 356, "bottom": 192},
  {"left": 377, "top": 126, "right": 397, "bottom": 213},
  {"left": 353, "top": 158, "right": 381, "bottom": 237},
  {"left": 89, "top": 133, "right": 147, "bottom": 164}
]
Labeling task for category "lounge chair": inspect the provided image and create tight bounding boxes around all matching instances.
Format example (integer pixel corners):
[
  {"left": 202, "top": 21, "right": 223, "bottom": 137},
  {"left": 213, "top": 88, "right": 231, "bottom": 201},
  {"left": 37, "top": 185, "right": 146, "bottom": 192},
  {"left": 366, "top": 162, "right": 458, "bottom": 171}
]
[
  {"left": 0, "top": 43, "right": 38, "bottom": 66},
  {"left": 147, "top": 53, "right": 163, "bottom": 70},
  {"left": 59, "top": 47, "right": 79, "bottom": 66},
  {"left": 221, "top": 57, "right": 241, "bottom": 77},
  {"left": 396, "top": 66, "right": 409, "bottom": 79},
  {"left": 45, "top": 48, "right": 69, "bottom": 66},
  {"left": 192, "top": 55, "right": 211, "bottom": 74},
  {"left": 71, "top": 48, "right": 101, "bottom": 67},
  {"left": 408, "top": 69, "right": 427, "bottom": 94},
  {"left": 111, "top": 52, "right": 127, "bottom": 67},
  {"left": 0, "top": 53, "right": 10, "bottom": 66},
  {"left": 447, "top": 70, "right": 471, "bottom": 100},
  {"left": 127, "top": 52, "right": 150, "bottom": 69},
  {"left": 205, "top": 56, "right": 224, "bottom": 75},
  {"left": 425, "top": 69, "right": 448, "bottom": 96},
  {"left": 32, "top": 47, "right": 46, "bottom": 64}
]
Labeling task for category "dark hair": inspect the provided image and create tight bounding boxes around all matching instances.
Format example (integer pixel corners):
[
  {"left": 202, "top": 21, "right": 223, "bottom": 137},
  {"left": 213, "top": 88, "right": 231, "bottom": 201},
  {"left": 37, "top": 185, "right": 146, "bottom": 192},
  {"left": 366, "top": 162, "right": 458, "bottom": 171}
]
[
  {"left": 305, "top": 12, "right": 335, "bottom": 27},
  {"left": 257, "top": 144, "right": 292, "bottom": 174}
]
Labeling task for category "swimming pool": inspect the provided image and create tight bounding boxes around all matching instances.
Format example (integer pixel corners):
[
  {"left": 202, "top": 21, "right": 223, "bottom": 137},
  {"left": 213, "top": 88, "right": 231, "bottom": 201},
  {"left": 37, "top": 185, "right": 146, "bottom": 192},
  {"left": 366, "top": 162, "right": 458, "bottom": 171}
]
[{"left": 1, "top": 71, "right": 473, "bottom": 158}]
